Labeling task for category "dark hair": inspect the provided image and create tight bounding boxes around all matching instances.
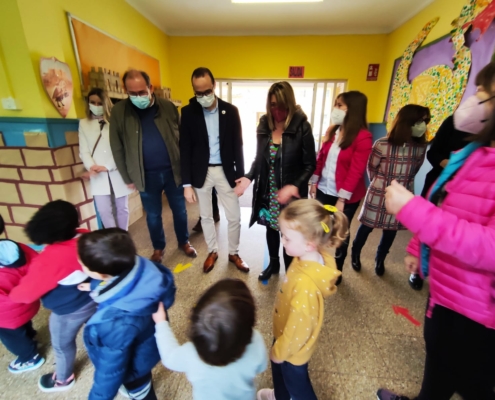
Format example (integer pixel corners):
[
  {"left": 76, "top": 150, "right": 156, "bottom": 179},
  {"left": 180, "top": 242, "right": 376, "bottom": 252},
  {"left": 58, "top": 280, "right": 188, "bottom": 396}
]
[
  {"left": 0, "top": 214, "right": 4, "bottom": 236},
  {"left": 388, "top": 104, "right": 430, "bottom": 146},
  {"left": 78, "top": 228, "right": 136, "bottom": 276},
  {"left": 327, "top": 91, "right": 368, "bottom": 149},
  {"left": 189, "top": 279, "right": 255, "bottom": 366},
  {"left": 471, "top": 62, "right": 495, "bottom": 144},
  {"left": 25, "top": 200, "right": 79, "bottom": 245},
  {"left": 191, "top": 67, "right": 215, "bottom": 85},
  {"left": 86, "top": 88, "right": 113, "bottom": 120},
  {"left": 122, "top": 70, "right": 151, "bottom": 88}
]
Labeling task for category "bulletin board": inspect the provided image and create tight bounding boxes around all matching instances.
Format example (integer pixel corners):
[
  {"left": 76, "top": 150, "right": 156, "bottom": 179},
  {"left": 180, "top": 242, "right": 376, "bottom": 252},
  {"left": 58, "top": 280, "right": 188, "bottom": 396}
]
[{"left": 67, "top": 13, "right": 161, "bottom": 90}]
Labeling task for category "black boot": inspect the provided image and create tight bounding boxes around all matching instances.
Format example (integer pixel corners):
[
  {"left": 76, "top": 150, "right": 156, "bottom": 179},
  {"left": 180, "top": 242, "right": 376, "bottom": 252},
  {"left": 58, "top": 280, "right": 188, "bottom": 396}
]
[
  {"left": 335, "top": 253, "right": 344, "bottom": 286},
  {"left": 258, "top": 257, "right": 280, "bottom": 281},
  {"left": 408, "top": 273, "right": 424, "bottom": 290},
  {"left": 375, "top": 257, "right": 385, "bottom": 276},
  {"left": 351, "top": 247, "right": 361, "bottom": 272}
]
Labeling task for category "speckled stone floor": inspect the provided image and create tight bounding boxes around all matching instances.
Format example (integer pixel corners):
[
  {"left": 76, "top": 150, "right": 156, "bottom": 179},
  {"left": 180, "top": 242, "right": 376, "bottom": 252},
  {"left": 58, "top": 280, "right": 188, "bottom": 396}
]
[{"left": 0, "top": 198, "right": 463, "bottom": 400}]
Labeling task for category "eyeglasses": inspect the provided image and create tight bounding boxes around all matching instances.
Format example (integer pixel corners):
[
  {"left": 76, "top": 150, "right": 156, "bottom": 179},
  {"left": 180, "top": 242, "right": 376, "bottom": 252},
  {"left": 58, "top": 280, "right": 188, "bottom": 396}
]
[
  {"left": 127, "top": 90, "right": 150, "bottom": 97},
  {"left": 195, "top": 88, "right": 214, "bottom": 98}
]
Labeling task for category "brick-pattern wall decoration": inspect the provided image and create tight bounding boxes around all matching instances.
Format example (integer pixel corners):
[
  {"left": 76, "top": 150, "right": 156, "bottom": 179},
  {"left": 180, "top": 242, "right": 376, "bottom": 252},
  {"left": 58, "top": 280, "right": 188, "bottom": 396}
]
[{"left": 0, "top": 131, "right": 96, "bottom": 244}]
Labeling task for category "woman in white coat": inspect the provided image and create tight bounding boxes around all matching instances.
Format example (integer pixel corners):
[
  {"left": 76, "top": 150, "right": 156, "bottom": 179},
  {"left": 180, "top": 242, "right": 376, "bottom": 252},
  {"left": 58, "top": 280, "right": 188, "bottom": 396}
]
[{"left": 79, "top": 88, "right": 133, "bottom": 230}]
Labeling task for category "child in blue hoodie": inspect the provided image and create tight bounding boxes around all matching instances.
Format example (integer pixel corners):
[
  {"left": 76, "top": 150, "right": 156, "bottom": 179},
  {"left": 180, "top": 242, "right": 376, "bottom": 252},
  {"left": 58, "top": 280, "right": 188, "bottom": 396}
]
[{"left": 77, "top": 228, "right": 176, "bottom": 400}]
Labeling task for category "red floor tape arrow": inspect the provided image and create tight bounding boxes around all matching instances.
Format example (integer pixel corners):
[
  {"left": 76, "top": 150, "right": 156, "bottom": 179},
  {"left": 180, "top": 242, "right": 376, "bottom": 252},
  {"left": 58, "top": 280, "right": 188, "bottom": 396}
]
[{"left": 392, "top": 305, "right": 421, "bottom": 326}]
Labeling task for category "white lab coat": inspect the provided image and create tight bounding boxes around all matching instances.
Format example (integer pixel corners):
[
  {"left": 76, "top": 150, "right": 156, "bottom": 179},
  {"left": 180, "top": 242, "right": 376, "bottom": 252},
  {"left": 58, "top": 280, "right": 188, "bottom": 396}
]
[{"left": 78, "top": 118, "right": 134, "bottom": 198}]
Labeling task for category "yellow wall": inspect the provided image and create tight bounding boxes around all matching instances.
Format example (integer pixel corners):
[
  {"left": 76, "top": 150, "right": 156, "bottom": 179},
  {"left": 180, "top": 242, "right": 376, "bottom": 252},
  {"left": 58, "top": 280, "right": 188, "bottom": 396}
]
[
  {"left": 169, "top": 35, "right": 388, "bottom": 122},
  {"left": 377, "top": 0, "right": 470, "bottom": 120},
  {"left": 0, "top": 0, "right": 171, "bottom": 118}
]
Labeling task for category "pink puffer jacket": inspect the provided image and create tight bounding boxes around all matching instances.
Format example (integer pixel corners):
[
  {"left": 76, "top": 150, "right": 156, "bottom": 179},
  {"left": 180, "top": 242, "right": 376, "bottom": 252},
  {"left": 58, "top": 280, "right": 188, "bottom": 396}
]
[{"left": 398, "top": 146, "right": 495, "bottom": 329}]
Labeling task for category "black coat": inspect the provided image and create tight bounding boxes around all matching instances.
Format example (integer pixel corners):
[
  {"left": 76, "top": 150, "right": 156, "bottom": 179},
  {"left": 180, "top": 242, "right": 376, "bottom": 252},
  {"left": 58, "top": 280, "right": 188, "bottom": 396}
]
[
  {"left": 180, "top": 97, "right": 244, "bottom": 188},
  {"left": 245, "top": 110, "right": 316, "bottom": 227},
  {"left": 422, "top": 116, "right": 472, "bottom": 197}
]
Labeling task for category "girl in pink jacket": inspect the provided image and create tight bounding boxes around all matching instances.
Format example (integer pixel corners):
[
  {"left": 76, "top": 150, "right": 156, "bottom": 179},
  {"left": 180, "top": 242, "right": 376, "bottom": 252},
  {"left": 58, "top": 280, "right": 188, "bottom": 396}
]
[{"left": 377, "top": 62, "right": 495, "bottom": 400}]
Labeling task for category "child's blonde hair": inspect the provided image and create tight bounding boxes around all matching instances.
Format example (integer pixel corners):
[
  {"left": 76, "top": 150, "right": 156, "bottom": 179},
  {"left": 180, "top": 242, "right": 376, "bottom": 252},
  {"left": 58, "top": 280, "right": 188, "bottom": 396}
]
[{"left": 279, "top": 199, "right": 349, "bottom": 249}]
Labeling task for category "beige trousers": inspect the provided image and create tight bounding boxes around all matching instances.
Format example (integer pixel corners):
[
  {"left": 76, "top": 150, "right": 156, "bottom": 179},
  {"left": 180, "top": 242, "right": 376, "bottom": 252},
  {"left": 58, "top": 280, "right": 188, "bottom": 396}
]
[{"left": 194, "top": 166, "right": 241, "bottom": 254}]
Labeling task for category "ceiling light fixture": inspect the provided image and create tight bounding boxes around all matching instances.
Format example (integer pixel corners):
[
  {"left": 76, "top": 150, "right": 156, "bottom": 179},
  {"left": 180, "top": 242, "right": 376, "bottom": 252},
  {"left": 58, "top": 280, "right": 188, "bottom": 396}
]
[{"left": 232, "top": 0, "right": 323, "bottom": 3}]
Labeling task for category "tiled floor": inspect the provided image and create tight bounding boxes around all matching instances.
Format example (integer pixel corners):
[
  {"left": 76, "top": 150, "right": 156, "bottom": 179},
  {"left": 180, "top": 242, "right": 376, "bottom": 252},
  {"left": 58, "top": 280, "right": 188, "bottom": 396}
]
[{"left": 0, "top": 199, "right": 463, "bottom": 399}]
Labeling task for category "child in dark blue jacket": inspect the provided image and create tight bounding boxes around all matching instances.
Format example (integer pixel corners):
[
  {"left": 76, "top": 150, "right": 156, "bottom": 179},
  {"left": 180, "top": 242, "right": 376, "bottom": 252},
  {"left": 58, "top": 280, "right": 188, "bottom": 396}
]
[{"left": 77, "top": 228, "right": 176, "bottom": 400}]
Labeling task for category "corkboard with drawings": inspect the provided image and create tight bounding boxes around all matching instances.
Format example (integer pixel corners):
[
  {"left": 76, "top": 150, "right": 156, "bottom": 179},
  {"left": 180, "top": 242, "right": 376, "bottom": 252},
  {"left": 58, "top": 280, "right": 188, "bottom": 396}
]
[{"left": 68, "top": 14, "right": 161, "bottom": 91}]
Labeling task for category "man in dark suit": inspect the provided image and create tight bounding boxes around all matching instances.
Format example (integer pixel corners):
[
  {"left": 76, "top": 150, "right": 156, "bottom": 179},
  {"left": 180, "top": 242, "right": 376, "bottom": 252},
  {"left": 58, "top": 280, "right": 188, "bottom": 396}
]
[{"left": 180, "top": 67, "right": 248, "bottom": 273}]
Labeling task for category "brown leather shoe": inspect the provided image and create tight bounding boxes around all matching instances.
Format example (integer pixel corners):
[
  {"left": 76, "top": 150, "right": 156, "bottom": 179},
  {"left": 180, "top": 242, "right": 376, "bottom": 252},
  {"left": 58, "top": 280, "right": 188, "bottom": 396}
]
[
  {"left": 203, "top": 252, "right": 218, "bottom": 273},
  {"left": 150, "top": 249, "right": 164, "bottom": 262},
  {"left": 229, "top": 254, "right": 249, "bottom": 273},
  {"left": 179, "top": 241, "right": 197, "bottom": 258},
  {"left": 192, "top": 218, "right": 203, "bottom": 232}
]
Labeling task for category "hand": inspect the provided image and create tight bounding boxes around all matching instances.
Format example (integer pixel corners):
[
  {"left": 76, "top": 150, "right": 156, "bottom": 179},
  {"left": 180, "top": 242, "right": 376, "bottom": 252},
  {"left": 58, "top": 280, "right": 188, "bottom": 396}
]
[
  {"left": 336, "top": 198, "right": 345, "bottom": 212},
  {"left": 270, "top": 349, "right": 283, "bottom": 364},
  {"left": 184, "top": 186, "right": 197, "bottom": 203},
  {"left": 81, "top": 171, "right": 91, "bottom": 181},
  {"left": 385, "top": 180, "right": 415, "bottom": 215},
  {"left": 440, "top": 159, "right": 449, "bottom": 168},
  {"left": 77, "top": 283, "right": 91, "bottom": 291},
  {"left": 152, "top": 302, "right": 167, "bottom": 324},
  {"left": 309, "top": 184, "right": 317, "bottom": 199},
  {"left": 234, "top": 177, "right": 251, "bottom": 197},
  {"left": 127, "top": 183, "right": 137, "bottom": 190},
  {"left": 277, "top": 185, "right": 300, "bottom": 205},
  {"left": 405, "top": 254, "right": 419, "bottom": 274},
  {"left": 90, "top": 165, "right": 108, "bottom": 173}
]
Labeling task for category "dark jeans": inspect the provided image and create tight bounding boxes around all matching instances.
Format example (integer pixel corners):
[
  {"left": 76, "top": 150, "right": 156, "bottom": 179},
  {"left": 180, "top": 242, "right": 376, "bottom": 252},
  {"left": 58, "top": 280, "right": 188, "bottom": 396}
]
[
  {"left": 0, "top": 321, "right": 38, "bottom": 362},
  {"left": 139, "top": 169, "right": 189, "bottom": 250},
  {"left": 352, "top": 224, "right": 397, "bottom": 260},
  {"left": 272, "top": 360, "right": 317, "bottom": 400},
  {"left": 266, "top": 227, "right": 293, "bottom": 270},
  {"left": 316, "top": 190, "right": 360, "bottom": 268},
  {"left": 416, "top": 305, "right": 495, "bottom": 400},
  {"left": 124, "top": 372, "right": 157, "bottom": 400}
]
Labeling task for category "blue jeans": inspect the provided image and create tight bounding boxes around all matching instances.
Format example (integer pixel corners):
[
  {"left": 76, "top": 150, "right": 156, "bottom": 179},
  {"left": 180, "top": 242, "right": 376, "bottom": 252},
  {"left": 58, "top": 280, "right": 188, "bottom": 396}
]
[
  {"left": 139, "top": 169, "right": 189, "bottom": 250},
  {"left": 271, "top": 360, "right": 317, "bottom": 400}
]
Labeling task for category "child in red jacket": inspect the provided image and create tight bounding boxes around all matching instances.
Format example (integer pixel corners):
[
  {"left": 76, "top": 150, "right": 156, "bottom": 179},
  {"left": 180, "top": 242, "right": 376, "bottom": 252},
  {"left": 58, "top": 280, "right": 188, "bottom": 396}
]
[{"left": 0, "top": 215, "right": 44, "bottom": 374}]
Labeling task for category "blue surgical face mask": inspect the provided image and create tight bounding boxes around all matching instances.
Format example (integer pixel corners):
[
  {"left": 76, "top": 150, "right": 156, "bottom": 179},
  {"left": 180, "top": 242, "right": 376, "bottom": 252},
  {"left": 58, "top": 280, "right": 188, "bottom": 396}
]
[{"left": 129, "top": 94, "right": 151, "bottom": 109}]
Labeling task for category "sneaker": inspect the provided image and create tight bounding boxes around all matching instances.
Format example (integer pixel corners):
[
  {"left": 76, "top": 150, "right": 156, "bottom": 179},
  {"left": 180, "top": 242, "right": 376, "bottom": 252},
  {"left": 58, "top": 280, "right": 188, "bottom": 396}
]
[
  {"left": 257, "top": 388, "right": 276, "bottom": 400},
  {"left": 376, "top": 388, "right": 411, "bottom": 400},
  {"left": 38, "top": 373, "right": 75, "bottom": 392},
  {"left": 8, "top": 353, "right": 45, "bottom": 374}
]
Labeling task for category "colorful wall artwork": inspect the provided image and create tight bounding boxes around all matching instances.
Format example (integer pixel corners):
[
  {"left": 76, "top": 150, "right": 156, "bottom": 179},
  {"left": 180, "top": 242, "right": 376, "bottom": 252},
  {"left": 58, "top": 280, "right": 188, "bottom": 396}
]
[
  {"left": 40, "top": 57, "right": 73, "bottom": 118},
  {"left": 386, "top": 0, "right": 495, "bottom": 140}
]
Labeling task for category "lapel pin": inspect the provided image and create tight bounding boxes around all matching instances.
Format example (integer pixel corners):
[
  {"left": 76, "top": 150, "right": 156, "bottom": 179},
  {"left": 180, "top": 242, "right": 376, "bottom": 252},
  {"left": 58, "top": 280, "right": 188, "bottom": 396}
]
[{"left": 222, "top": 110, "right": 226, "bottom": 114}]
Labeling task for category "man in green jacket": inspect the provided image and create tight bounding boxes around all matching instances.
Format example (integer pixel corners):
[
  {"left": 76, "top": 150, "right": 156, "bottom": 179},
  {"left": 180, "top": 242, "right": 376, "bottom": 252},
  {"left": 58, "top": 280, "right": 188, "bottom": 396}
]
[{"left": 110, "top": 70, "right": 196, "bottom": 262}]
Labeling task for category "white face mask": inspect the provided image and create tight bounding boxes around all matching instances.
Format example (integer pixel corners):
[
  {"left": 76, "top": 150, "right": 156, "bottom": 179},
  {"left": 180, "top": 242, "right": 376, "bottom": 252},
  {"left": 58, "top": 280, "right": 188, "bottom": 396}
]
[
  {"left": 411, "top": 121, "right": 427, "bottom": 137},
  {"left": 89, "top": 104, "right": 104, "bottom": 116},
  {"left": 331, "top": 108, "right": 346, "bottom": 125},
  {"left": 197, "top": 93, "right": 216, "bottom": 108},
  {"left": 453, "top": 95, "right": 491, "bottom": 134}
]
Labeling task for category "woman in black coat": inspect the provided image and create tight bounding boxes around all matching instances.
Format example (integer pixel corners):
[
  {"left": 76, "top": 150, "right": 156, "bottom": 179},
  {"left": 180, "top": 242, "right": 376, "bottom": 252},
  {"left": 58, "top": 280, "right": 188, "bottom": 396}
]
[{"left": 235, "top": 81, "right": 316, "bottom": 281}]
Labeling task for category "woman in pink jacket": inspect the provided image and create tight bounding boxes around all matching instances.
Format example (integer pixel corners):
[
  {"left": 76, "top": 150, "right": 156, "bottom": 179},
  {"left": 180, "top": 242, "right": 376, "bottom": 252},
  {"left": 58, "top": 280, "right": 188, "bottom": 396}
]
[
  {"left": 310, "top": 91, "right": 372, "bottom": 284},
  {"left": 377, "top": 70, "right": 495, "bottom": 400}
]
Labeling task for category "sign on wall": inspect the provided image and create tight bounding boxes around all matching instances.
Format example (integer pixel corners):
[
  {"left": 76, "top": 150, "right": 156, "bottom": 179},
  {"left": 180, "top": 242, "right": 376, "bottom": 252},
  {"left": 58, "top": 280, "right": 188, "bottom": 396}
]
[
  {"left": 289, "top": 66, "right": 305, "bottom": 79},
  {"left": 40, "top": 57, "right": 73, "bottom": 118},
  {"left": 367, "top": 64, "right": 380, "bottom": 81}
]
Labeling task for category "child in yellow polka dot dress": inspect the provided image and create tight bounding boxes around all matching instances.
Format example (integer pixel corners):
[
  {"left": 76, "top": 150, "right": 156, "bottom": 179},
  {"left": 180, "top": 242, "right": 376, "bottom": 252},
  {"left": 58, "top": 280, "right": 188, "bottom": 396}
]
[{"left": 257, "top": 199, "right": 348, "bottom": 400}]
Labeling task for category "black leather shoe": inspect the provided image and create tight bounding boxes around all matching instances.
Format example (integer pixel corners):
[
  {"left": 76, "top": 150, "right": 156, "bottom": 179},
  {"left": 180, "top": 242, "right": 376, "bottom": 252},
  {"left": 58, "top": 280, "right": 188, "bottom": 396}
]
[
  {"left": 375, "top": 258, "right": 385, "bottom": 276},
  {"left": 408, "top": 273, "right": 424, "bottom": 290},
  {"left": 351, "top": 248, "right": 361, "bottom": 272},
  {"left": 258, "top": 257, "right": 280, "bottom": 281}
]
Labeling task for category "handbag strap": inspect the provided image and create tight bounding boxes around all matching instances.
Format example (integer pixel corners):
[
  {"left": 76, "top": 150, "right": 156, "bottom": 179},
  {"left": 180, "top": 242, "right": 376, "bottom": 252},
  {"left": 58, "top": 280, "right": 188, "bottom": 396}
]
[{"left": 91, "top": 120, "right": 106, "bottom": 157}]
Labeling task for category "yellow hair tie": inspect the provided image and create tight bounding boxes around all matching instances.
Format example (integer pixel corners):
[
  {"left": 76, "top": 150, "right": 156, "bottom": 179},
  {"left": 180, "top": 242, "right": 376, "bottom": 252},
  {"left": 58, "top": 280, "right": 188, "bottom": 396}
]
[
  {"left": 323, "top": 204, "right": 338, "bottom": 213},
  {"left": 321, "top": 221, "right": 330, "bottom": 233}
]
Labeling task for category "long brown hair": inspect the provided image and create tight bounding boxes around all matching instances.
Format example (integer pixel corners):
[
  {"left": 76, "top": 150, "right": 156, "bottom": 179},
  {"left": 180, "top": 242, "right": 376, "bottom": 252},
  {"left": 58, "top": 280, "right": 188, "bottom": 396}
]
[
  {"left": 388, "top": 104, "right": 430, "bottom": 146},
  {"left": 265, "top": 81, "right": 298, "bottom": 131},
  {"left": 85, "top": 88, "right": 113, "bottom": 121},
  {"left": 326, "top": 91, "right": 368, "bottom": 149}
]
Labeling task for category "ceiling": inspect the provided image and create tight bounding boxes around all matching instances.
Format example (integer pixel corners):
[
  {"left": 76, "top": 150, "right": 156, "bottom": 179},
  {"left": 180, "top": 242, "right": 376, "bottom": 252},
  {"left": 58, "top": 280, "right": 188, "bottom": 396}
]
[{"left": 126, "top": 0, "right": 435, "bottom": 36}]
